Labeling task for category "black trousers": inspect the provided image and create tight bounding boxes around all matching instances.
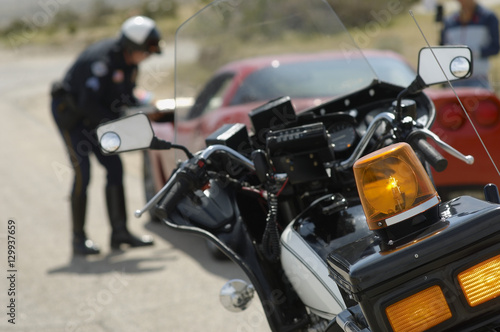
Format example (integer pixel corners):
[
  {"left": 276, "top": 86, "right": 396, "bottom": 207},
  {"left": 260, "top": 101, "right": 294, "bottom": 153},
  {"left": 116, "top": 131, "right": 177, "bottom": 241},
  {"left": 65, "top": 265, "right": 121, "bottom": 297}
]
[{"left": 51, "top": 97, "right": 123, "bottom": 201}]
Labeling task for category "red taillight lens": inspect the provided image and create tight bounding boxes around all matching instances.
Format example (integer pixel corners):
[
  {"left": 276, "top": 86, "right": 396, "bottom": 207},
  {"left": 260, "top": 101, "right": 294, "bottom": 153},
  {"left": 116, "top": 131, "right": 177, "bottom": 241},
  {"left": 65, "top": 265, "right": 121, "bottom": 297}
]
[
  {"left": 438, "top": 103, "right": 465, "bottom": 130},
  {"left": 475, "top": 101, "right": 499, "bottom": 127}
]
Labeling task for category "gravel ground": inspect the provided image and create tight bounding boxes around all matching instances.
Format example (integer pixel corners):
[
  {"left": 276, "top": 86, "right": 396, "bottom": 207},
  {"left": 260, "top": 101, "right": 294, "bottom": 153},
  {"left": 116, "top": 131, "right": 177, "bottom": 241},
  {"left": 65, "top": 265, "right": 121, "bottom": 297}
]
[{"left": 0, "top": 36, "right": 269, "bottom": 332}]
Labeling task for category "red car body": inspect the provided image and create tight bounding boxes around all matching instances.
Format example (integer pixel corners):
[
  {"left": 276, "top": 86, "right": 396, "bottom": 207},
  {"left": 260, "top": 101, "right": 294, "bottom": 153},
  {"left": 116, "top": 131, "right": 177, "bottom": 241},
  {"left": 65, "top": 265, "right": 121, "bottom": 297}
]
[
  {"left": 427, "top": 87, "right": 500, "bottom": 190},
  {"left": 146, "top": 50, "right": 500, "bottom": 196}
]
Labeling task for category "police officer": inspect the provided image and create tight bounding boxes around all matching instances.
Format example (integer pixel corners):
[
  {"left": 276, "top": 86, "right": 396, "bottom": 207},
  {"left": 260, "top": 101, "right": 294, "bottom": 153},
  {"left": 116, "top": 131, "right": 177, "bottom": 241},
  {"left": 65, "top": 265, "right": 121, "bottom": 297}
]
[
  {"left": 51, "top": 16, "right": 161, "bottom": 255},
  {"left": 440, "top": 0, "right": 500, "bottom": 89}
]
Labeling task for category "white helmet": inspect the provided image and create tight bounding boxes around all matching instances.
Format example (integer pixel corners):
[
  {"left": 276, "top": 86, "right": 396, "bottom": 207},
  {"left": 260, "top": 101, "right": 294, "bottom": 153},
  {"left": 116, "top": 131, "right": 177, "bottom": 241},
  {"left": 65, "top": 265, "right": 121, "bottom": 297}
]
[{"left": 119, "top": 16, "right": 161, "bottom": 54}]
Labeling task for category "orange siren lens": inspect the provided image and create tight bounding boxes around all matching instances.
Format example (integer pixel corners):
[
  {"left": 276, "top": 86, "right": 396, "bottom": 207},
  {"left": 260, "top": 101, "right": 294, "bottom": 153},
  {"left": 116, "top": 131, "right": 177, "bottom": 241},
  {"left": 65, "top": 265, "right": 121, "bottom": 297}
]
[{"left": 353, "top": 143, "right": 439, "bottom": 230}]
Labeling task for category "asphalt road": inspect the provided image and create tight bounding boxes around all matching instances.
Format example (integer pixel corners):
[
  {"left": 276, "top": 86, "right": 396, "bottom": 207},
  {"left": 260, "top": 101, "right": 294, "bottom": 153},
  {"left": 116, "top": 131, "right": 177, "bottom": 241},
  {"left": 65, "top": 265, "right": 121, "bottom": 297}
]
[{"left": 0, "top": 43, "right": 269, "bottom": 331}]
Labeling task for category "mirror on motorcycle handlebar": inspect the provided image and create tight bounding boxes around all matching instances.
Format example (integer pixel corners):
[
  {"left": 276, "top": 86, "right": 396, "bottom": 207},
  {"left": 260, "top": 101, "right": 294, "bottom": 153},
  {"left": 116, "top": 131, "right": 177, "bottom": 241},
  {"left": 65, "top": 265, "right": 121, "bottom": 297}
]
[
  {"left": 100, "top": 132, "right": 121, "bottom": 153},
  {"left": 417, "top": 46, "right": 472, "bottom": 86},
  {"left": 96, "top": 113, "right": 154, "bottom": 154}
]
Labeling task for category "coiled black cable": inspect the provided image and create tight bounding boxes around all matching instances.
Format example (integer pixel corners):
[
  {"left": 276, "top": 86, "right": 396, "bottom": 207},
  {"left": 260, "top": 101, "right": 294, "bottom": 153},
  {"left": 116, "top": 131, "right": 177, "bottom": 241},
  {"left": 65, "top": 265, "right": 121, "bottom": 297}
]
[{"left": 261, "top": 192, "right": 281, "bottom": 262}]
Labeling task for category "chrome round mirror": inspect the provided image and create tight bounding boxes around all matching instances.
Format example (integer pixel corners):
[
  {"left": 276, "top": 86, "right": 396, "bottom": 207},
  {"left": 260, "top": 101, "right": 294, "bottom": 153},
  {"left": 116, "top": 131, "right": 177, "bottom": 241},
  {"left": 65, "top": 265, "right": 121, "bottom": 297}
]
[
  {"left": 219, "top": 279, "right": 255, "bottom": 312},
  {"left": 100, "top": 132, "right": 121, "bottom": 153},
  {"left": 450, "top": 56, "right": 471, "bottom": 78}
]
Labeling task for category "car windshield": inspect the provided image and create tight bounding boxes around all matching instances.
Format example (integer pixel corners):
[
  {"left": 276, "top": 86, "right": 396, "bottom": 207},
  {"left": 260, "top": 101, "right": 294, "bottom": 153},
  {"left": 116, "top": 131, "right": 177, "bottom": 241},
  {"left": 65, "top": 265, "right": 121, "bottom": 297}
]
[
  {"left": 230, "top": 56, "right": 416, "bottom": 105},
  {"left": 368, "top": 57, "right": 416, "bottom": 88},
  {"left": 231, "top": 58, "right": 371, "bottom": 104}
]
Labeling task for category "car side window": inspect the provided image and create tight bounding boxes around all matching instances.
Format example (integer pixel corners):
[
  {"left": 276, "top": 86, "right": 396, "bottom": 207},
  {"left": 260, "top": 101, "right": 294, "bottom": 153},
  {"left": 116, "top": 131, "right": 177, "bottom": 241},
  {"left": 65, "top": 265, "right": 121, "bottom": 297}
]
[
  {"left": 187, "top": 73, "right": 235, "bottom": 120},
  {"left": 205, "top": 77, "right": 233, "bottom": 113}
]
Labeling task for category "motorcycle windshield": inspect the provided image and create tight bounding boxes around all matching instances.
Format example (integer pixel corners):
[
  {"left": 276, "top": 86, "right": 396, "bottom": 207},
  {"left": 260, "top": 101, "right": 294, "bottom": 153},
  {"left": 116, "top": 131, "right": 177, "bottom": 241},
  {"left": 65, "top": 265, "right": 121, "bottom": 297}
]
[{"left": 173, "top": 0, "right": 379, "bottom": 140}]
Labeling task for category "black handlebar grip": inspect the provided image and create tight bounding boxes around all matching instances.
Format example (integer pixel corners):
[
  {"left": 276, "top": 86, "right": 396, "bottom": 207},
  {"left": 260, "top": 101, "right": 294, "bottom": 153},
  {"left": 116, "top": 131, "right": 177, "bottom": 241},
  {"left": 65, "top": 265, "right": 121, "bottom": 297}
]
[
  {"left": 251, "top": 150, "right": 270, "bottom": 184},
  {"left": 411, "top": 136, "right": 448, "bottom": 172},
  {"left": 484, "top": 183, "right": 500, "bottom": 203},
  {"left": 155, "top": 175, "right": 192, "bottom": 219}
]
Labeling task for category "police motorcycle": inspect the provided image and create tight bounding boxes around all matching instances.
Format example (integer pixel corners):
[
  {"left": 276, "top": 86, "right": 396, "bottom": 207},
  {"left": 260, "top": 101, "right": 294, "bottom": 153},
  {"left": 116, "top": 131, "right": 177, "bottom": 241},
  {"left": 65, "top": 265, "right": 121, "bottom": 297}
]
[{"left": 97, "top": 0, "right": 500, "bottom": 331}]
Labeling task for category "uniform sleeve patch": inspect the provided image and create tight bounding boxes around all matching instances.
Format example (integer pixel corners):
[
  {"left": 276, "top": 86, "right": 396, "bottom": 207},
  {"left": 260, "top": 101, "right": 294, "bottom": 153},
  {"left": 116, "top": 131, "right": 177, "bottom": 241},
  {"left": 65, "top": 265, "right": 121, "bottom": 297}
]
[
  {"left": 91, "top": 61, "right": 108, "bottom": 77},
  {"left": 85, "top": 77, "right": 100, "bottom": 91},
  {"left": 112, "top": 70, "right": 124, "bottom": 83}
]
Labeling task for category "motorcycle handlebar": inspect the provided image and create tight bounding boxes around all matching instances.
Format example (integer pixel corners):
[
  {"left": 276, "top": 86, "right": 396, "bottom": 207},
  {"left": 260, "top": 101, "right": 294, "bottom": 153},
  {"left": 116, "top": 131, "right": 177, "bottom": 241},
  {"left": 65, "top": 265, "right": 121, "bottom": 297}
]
[
  {"left": 337, "top": 112, "right": 396, "bottom": 171},
  {"left": 409, "top": 134, "right": 448, "bottom": 172},
  {"left": 136, "top": 115, "right": 471, "bottom": 219},
  {"left": 336, "top": 111, "right": 471, "bottom": 173},
  {"left": 155, "top": 174, "right": 193, "bottom": 219},
  {"left": 411, "top": 128, "right": 474, "bottom": 165},
  {"left": 135, "top": 168, "right": 181, "bottom": 218},
  {"left": 135, "top": 145, "right": 255, "bottom": 219}
]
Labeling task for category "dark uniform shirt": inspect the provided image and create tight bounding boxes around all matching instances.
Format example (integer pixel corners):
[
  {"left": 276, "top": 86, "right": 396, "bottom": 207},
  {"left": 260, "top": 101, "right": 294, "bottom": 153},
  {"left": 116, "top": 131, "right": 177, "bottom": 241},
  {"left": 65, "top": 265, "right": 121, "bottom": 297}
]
[
  {"left": 440, "top": 4, "right": 500, "bottom": 88},
  {"left": 63, "top": 38, "right": 139, "bottom": 129}
]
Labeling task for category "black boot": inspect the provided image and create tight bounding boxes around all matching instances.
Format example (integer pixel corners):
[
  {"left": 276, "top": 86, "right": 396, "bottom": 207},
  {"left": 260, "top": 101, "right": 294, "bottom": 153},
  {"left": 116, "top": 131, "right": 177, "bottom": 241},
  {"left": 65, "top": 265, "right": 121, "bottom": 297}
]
[
  {"left": 71, "top": 194, "right": 100, "bottom": 256},
  {"left": 106, "top": 185, "right": 154, "bottom": 249}
]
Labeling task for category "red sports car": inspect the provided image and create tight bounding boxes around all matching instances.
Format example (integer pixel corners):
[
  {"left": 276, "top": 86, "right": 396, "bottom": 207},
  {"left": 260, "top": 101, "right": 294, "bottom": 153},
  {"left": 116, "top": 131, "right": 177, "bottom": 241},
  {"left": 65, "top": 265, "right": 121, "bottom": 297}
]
[{"left": 145, "top": 50, "right": 500, "bottom": 202}]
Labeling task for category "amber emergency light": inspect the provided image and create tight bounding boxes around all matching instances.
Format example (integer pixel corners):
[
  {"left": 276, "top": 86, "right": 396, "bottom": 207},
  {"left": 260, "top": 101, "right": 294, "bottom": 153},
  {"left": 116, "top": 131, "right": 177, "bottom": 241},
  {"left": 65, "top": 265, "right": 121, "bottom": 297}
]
[{"left": 353, "top": 142, "right": 440, "bottom": 231}]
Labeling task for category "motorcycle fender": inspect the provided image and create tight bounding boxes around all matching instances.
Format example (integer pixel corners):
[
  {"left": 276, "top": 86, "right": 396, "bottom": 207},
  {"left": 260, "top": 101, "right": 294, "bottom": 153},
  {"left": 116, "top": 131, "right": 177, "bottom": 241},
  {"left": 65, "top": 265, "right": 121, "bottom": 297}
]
[{"left": 280, "top": 222, "right": 345, "bottom": 320}]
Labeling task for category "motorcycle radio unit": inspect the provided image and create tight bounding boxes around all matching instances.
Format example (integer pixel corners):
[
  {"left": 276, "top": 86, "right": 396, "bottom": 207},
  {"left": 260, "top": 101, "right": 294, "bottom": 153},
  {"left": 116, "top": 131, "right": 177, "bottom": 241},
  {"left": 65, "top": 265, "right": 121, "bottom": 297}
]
[{"left": 249, "top": 96, "right": 335, "bottom": 185}]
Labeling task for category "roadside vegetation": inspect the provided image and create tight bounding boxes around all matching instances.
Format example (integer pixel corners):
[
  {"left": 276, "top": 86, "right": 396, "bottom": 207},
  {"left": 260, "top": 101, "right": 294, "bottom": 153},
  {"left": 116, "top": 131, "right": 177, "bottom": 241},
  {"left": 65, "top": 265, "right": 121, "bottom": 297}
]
[
  {"left": 0, "top": 0, "right": 183, "bottom": 51},
  {"left": 2, "top": 0, "right": 500, "bottom": 94},
  {"left": 0, "top": 0, "right": 419, "bottom": 51}
]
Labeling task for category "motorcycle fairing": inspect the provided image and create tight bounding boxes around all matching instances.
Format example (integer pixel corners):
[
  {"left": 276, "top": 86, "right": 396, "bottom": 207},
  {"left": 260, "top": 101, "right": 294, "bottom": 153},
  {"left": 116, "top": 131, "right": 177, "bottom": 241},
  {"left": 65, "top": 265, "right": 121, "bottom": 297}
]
[
  {"left": 163, "top": 181, "right": 312, "bottom": 331},
  {"left": 280, "top": 224, "right": 346, "bottom": 320},
  {"left": 327, "top": 196, "right": 500, "bottom": 331},
  {"left": 280, "top": 194, "right": 372, "bottom": 319}
]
